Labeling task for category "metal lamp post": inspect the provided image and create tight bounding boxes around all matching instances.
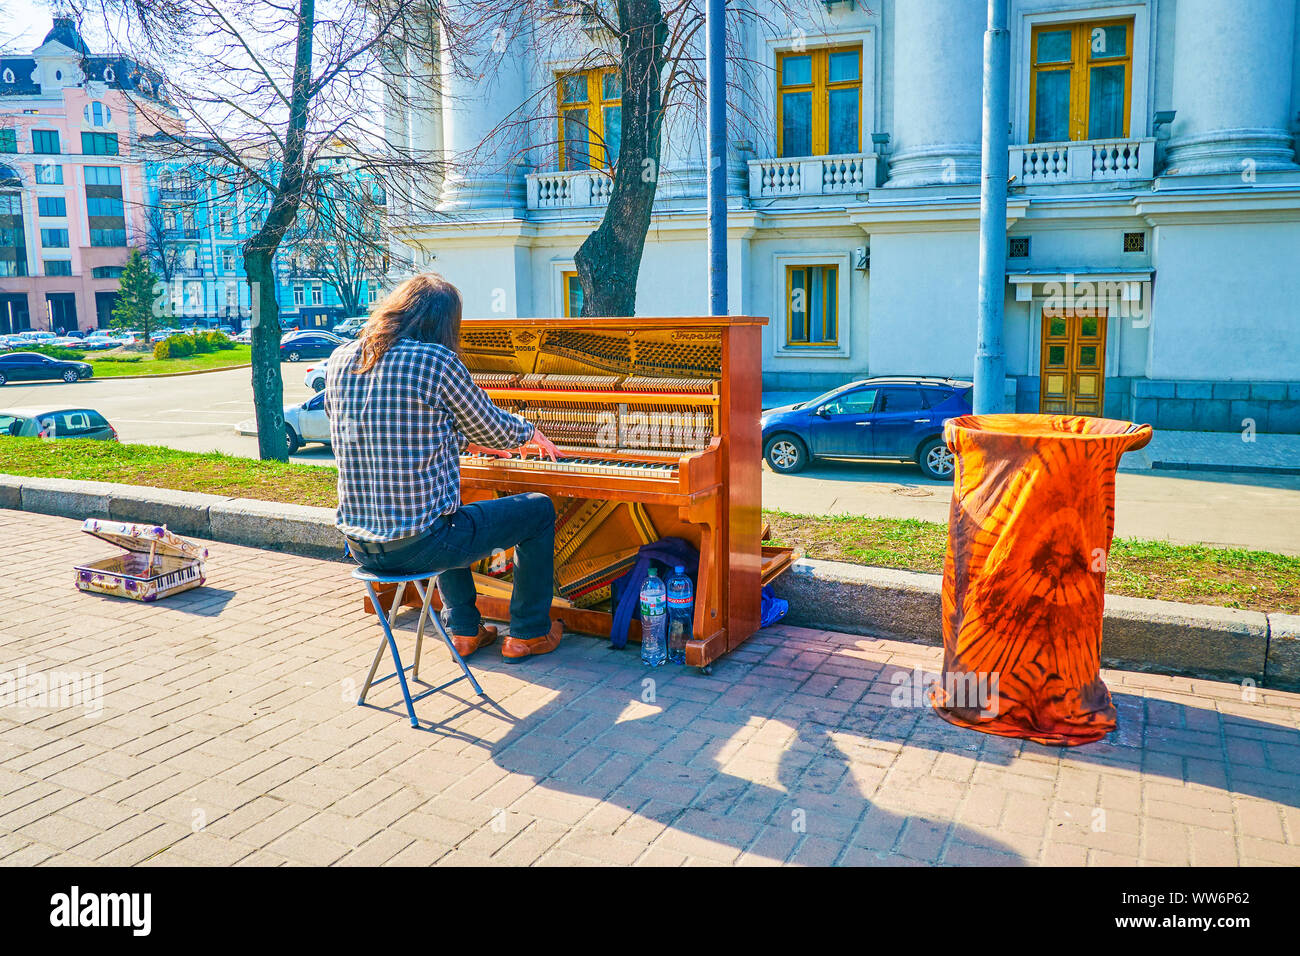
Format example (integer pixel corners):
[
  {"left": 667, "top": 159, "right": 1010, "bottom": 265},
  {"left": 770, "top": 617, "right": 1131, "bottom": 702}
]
[
  {"left": 706, "top": 0, "right": 727, "bottom": 316},
  {"left": 974, "top": 0, "right": 1010, "bottom": 414}
]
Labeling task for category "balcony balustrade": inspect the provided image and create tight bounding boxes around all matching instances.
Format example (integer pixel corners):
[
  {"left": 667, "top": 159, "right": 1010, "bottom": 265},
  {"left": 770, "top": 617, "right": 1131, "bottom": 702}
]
[
  {"left": 748, "top": 153, "right": 879, "bottom": 199},
  {"left": 1010, "top": 138, "right": 1156, "bottom": 186},
  {"left": 525, "top": 169, "right": 615, "bottom": 210}
]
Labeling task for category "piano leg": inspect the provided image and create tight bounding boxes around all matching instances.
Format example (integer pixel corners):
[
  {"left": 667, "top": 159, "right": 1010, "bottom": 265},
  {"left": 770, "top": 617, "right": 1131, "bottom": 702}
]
[{"left": 681, "top": 495, "right": 726, "bottom": 670}]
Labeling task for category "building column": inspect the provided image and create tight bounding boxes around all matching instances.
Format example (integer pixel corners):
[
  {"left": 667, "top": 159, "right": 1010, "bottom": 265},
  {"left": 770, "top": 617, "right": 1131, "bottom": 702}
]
[
  {"left": 1165, "top": 0, "right": 1298, "bottom": 175},
  {"left": 436, "top": 21, "right": 528, "bottom": 214},
  {"left": 379, "top": 31, "right": 411, "bottom": 220},
  {"left": 886, "top": 0, "right": 985, "bottom": 187}
]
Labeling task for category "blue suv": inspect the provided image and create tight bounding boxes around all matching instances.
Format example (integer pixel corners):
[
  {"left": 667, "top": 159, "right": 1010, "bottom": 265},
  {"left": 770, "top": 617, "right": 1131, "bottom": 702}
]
[{"left": 761, "top": 377, "right": 973, "bottom": 480}]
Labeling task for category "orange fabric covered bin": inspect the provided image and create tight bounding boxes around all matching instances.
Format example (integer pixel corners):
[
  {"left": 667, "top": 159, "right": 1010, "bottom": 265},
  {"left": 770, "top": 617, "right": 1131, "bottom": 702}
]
[{"left": 931, "top": 414, "right": 1152, "bottom": 746}]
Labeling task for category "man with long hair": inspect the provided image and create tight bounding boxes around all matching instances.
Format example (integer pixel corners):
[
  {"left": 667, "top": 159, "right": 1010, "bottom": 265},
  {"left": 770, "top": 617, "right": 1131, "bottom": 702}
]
[{"left": 324, "top": 273, "right": 564, "bottom": 661}]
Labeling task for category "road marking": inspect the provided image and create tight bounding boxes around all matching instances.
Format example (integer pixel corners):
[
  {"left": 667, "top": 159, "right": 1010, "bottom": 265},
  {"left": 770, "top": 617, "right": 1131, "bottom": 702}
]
[{"left": 113, "top": 419, "right": 246, "bottom": 426}]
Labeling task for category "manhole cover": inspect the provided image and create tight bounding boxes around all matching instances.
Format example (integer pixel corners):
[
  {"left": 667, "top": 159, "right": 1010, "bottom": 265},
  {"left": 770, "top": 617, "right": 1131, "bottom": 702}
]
[{"left": 891, "top": 486, "right": 934, "bottom": 498}]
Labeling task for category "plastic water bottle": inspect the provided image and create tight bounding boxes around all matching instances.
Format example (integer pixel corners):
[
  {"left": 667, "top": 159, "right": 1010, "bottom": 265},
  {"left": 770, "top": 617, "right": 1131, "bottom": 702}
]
[
  {"left": 665, "top": 566, "right": 694, "bottom": 665},
  {"left": 639, "top": 568, "right": 667, "bottom": 667}
]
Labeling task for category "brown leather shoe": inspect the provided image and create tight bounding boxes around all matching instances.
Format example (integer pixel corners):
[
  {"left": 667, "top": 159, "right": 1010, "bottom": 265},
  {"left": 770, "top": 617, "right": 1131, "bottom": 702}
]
[
  {"left": 501, "top": 619, "right": 563, "bottom": 662},
  {"left": 450, "top": 624, "right": 498, "bottom": 659}
]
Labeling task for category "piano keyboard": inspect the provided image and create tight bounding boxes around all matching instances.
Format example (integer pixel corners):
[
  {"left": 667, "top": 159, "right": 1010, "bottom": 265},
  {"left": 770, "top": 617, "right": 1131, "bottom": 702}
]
[{"left": 461, "top": 452, "right": 679, "bottom": 479}]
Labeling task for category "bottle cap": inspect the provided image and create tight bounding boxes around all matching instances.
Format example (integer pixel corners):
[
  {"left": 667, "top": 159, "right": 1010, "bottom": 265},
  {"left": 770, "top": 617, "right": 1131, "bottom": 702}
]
[
  {"left": 674, "top": 565, "right": 685, "bottom": 573},
  {"left": 647, "top": 568, "right": 658, "bottom": 577}
]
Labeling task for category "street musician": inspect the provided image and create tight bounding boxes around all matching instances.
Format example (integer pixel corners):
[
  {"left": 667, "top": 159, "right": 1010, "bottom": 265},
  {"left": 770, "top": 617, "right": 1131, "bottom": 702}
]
[{"left": 324, "top": 272, "right": 565, "bottom": 662}]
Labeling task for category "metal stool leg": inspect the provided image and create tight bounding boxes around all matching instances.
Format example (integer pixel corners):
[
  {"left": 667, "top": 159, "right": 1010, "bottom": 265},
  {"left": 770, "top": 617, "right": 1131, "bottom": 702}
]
[
  {"left": 411, "top": 577, "right": 435, "bottom": 681},
  {"left": 358, "top": 579, "right": 409, "bottom": 705},
  {"left": 363, "top": 580, "right": 421, "bottom": 728}
]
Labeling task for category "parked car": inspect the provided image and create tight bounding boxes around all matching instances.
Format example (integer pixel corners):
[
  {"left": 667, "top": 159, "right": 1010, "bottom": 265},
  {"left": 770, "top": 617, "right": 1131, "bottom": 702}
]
[
  {"left": 331, "top": 316, "right": 368, "bottom": 338},
  {"left": 760, "top": 377, "right": 973, "bottom": 480},
  {"left": 0, "top": 406, "right": 117, "bottom": 440},
  {"left": 233, "top": 329, "right": 253, "bottom": 344},
  {"left": 303, "top": 361, "right": 328, "bottom": 393},
  {"left": 215, "top": 325, "right": 235, "bottom": 336},
  {"left": 283, "top": 391, "right": 329, "bottom": 453},
  {"left": 280, "top": 332, "right": 342, "bottom": 363},
  {"left": 0, "top": 352, "right": 94, "bottom": 386},
  {"left": 80, "top": 333, "right": 118, "bottom": 351},
  {"left": 51, "top": 336, "right": 84, "bottom": 348},
  {"left": 17, "top": 331, "right": 56, "bottom": 344}
]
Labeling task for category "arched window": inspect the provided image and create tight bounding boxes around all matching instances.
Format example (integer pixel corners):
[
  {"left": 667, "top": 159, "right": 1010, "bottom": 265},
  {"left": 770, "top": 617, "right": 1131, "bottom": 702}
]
[
  {"left": 84, "top": 101, "right": 112, "bottom": 126},
  {"left": 103, "top": 65, "right": 115, "bottom": 83},
  {"left": 54, "top": 70, "right": 62, "bottom": 81},
  {"left": 0, "top": 164, "right": 20, "bottom": 188},
  {"left": 2, "top": 69, "right": 13, "bottom": 84}
]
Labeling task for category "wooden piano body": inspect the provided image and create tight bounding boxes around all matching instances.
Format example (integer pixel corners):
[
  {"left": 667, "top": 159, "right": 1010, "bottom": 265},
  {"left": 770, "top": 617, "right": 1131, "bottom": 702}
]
[{"left": 368, "top": 315, "right": 793, "bottom": 670}]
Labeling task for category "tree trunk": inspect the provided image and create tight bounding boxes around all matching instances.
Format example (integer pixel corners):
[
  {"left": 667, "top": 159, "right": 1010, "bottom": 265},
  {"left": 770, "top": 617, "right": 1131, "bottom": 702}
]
[
  {"left": 245, "top": 249, "right": 287, "bottom": 460},
  {"left": 243, "top": 0, "right": 316, "bottom": 461},
  {"left": 573, "top": 0, "right": 667, "bottom": 317}
]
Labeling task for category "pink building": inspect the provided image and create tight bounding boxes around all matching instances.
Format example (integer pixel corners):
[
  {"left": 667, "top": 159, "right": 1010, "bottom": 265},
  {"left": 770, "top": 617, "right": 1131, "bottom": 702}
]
[{"left": 0, "top": 17, "right": 181, "bottom": 332}]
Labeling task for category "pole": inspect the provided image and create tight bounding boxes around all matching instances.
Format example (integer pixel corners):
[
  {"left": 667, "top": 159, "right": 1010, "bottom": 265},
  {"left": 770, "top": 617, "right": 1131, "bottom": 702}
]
[
  {"left": 974, "top": 0, "right": 1010, "bottom": 414},
  {"left": 705, "top": 0, "right": 727, "bottom": 316}
]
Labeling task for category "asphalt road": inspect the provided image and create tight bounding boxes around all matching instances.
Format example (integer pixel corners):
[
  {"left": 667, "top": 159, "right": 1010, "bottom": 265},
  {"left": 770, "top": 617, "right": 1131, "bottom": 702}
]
[{"left": 2, "top": 366, "right": 1298, "bottom": 554}]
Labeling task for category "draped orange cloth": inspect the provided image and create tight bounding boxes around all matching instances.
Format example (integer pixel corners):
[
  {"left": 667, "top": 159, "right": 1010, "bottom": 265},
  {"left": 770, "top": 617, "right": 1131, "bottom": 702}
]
[{"left": 930, "top": 414, "right": 1152, "bottom": 746}]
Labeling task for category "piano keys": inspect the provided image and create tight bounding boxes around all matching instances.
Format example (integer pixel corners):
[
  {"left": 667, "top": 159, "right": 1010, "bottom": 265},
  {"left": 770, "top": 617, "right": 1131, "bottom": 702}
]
[{"left": 369, "top": 316, "right": 793, "bottom": 671}]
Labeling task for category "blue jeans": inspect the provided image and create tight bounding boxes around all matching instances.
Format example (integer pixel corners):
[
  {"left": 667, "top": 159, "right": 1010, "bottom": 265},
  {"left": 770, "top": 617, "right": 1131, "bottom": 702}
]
[{"left": 351, "top": 493, "right": 556, "bottom": 640}]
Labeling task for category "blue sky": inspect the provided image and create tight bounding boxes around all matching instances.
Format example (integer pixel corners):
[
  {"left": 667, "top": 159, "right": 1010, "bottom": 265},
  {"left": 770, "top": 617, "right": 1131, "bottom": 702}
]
[{"left": 6, "top": 0, "right": 123, "bottom": 54}]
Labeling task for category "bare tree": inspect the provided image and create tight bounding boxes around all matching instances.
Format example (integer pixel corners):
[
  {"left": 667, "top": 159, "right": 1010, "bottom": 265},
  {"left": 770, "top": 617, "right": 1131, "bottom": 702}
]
[
  {"left": 71, "top": 0, "right": 450, "bottom": 461},
  {"left": 137, "top": 203, "right": 182, "bottom": 282},
  {"left": 281, "top": 168, "right": 397, "bottom": 318},
  {"left": 433, "top": 0, "right": 837, "bottom": 317}
]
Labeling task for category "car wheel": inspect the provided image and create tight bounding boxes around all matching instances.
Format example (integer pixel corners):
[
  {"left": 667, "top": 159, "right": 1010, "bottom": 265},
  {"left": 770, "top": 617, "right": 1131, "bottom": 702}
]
[
  {"left": 312, "top": 378, "right": 325, "bottom": 393},
  {"left": 285, "top": 425, "right": 302, "bottom": 454},
  {"left": 764, "top": 434, "right": 809, "bottom": 474},
  {"left": 0, "top": 372, "right": 6, "bottom": 386},
  {"left": 287, "top": 351, "right": 301, "bottom": 362},
  {"left": 62, "top": 369, "right": 78, "bottom": 383},
  {"left": 918, "top": 436, "right": 955, "bottom": 480}
]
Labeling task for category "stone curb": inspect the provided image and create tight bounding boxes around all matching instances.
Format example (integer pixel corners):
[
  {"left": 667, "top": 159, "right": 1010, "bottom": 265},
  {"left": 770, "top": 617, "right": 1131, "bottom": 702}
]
[
  {"left": 2, "top": 473, "right": 1295, "bottom": 688},
  {"left": 0, "top": 473, "right": 341, "bottom": 561},
  {"left": 770, "top": 558, "right": 1295, "bottom": 689}
]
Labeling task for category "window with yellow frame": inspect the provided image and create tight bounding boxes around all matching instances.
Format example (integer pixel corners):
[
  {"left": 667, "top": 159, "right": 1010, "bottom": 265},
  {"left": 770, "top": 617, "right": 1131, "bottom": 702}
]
[
  {"left": 786, "top": 264, "right": 838, "bottom": 347},
  {"left": 558, "top": 68, "right": 621, "bottom": 171},
  {"left": 562, "top": 270, "right": 583, "bottom": 317},
  {"left": 777, "top": 46, "right": 861, "bottom": 158},
  {"left": 1030, "top": 19, "right": 1133, "bottom": 143}
]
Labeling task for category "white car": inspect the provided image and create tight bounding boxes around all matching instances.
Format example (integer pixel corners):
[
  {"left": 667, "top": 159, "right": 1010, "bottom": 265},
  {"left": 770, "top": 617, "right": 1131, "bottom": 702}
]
[
  {"left": 283, "top": 391, "right": 329, "bottom": 453},
  {"left": 18, "top": 331, "right": 56, "bottom": 344},
  {"left": 303, "top": 361, "right": 328, "bottom": 393},
  {"left": 234, "top": 329, "right": 253, "bottom": 343}
]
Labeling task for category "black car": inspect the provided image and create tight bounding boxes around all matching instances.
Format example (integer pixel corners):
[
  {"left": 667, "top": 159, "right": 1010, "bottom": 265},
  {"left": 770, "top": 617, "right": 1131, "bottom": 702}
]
[
  {"left": 280, "top": 333, "right": 343, "bottom": 363},
  {"left": 0, "top": 352, "right": 93, "bottom": 386}
]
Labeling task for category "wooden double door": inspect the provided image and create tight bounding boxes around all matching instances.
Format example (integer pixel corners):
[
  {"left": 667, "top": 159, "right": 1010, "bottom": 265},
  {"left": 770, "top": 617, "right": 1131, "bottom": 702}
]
[{"left": 1040, "top": 308, "right": 1106, "bottom": 415}]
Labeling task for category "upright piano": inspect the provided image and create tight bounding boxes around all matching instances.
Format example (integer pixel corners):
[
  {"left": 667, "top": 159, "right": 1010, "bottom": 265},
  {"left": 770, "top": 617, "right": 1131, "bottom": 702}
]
[{"left": 367, "top": 315, "right": 793, "bottom": 671}]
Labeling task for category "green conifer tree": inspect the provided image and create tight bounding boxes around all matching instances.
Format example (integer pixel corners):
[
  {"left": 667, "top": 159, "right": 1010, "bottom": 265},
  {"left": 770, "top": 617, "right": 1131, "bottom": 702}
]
[{"left": 110, "top": 249, "right": 161, "bottom": 345}]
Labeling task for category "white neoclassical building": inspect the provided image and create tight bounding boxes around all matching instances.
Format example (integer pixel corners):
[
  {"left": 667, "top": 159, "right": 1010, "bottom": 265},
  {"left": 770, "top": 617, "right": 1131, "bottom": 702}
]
[{"left": 385, "top": 0, "right": 1300, "bottom": 433}]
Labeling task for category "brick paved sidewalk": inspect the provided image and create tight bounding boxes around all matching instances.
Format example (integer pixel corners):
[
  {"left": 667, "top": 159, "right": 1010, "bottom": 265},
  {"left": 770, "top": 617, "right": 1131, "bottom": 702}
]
[{"left": 1, "top": 508, "right": 1298, "bottom": 867}]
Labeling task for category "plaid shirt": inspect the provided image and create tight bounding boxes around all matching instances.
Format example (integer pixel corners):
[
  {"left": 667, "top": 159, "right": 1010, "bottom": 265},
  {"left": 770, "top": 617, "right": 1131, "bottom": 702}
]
[{"left": 324, "top": 338, "right": 534, "bottom": 542}]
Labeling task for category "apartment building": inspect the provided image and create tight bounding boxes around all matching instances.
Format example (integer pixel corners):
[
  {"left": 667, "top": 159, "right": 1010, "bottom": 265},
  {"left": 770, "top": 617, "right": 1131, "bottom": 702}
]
[
  {"left": 0, "top": 17, "right": 182, "bottom": 333},
  {"left": 141, "top": 150, "right": 387, "bottom": 330},
  {"left": 385, "top": 0, "right": 1300, "bottom": 432}
]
